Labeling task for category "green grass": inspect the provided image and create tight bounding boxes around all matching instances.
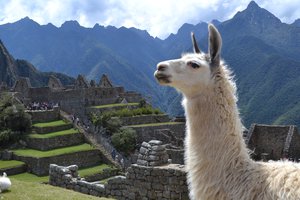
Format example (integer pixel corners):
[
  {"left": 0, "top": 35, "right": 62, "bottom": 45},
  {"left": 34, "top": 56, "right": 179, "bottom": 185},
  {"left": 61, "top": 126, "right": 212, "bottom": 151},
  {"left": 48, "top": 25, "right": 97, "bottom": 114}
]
[
  {"left": 29, "top": 128, "right": 79, "bottom": 139},
  {"left": 13, "top": 144, "right": 94, "bottom": 158},
  {"left": 33, "top": 120, "right": 69, "bottom": 128},
  {"left": 78, "top": 164, "right": 115, "bottom": 177},
  {"left": 10, "top": 172, "right": 49, "bottom": 183},
  {"left": 1, "top": 178, "right": 114, "bottom": 200},
  {"left": 126, "top": 121, "right": 184, "bottom": 128},
  {"left": 0, "top": 160, "right": 25, "bottom": 169},
  {"left": 91, "top": 103, "right": 139, "bottom": 109}
]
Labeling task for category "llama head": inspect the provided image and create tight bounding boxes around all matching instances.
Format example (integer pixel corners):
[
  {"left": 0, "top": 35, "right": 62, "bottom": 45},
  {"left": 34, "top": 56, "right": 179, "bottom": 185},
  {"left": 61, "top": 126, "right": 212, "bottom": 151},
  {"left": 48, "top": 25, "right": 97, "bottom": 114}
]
[{"left": 154, "top": 24, "right": 222, "bottom": 97}]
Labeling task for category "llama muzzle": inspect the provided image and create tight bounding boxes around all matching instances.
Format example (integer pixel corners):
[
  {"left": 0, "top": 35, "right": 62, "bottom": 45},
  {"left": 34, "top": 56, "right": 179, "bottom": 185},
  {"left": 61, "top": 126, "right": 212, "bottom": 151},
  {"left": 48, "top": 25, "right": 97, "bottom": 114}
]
[{"left": 154, "top": 70, "right": 171, "bottom": 84}]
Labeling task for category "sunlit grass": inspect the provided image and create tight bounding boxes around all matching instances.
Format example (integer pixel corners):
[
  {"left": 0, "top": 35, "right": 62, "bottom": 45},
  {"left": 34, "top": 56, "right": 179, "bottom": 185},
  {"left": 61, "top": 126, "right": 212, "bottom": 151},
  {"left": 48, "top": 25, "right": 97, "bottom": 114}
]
[
  {"left": 33, "top": 120, "right": 69, "bottom": 128},
  {"left": 1, "top": 178, "right": 115, "bottom": 200},
  {"left": 91, "top": 103, "right": 139, "bottom": 109},
  {"left": 29, "top": 128, "right": 79, "bottom": 139},
  {"left": 0, "top": 160, "right": 25, "bottom": 170},
  {"left": 78, "top": 164, "right": 116, "bottom": 177},
  {"left": 13, "top": 144, "right": 93, "bottom": 158},
  {"left": 126, "top": 121, "right": 184, "bottom": 128}
]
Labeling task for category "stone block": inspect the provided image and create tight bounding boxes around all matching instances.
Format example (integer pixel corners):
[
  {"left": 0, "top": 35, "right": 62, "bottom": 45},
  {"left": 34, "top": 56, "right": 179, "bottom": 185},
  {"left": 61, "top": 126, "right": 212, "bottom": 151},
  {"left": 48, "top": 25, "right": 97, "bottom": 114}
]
[
  {"left": 141, "top": 142, "right": 151, "bottom": 149},
  {"left": 149, "top": 140, "right": 163, "bottom": 146}
]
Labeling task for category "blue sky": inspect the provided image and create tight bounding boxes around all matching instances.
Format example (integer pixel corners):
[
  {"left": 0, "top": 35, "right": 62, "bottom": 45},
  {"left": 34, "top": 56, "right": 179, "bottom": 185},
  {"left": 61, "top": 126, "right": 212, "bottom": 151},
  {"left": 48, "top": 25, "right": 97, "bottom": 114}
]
[{"left": 0, "top": 0, "right": 299, "bottom": 39}]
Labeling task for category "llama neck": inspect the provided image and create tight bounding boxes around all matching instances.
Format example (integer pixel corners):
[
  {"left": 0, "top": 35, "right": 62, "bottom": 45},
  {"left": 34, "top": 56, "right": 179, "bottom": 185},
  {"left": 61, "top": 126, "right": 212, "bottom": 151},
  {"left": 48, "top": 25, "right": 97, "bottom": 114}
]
[{"left": 183, "top": 68, "right": 250, "bottom": 173}]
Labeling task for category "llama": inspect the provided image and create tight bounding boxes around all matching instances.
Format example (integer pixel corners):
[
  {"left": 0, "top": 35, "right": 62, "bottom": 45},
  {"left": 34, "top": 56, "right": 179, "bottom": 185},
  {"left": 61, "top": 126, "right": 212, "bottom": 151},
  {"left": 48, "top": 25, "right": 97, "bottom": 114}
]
[
  {"left": 0, "top": 172, "right": 11, "bottom": 193},
  {"left": 154, "top": 24, "right": 300, "bottom": 200}
]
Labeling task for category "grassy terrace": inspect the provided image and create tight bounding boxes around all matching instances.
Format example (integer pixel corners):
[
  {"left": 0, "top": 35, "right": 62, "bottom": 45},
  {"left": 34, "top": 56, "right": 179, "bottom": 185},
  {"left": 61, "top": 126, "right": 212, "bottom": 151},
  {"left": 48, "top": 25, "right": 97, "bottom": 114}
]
[
  {"left": 33, "top": 120, "right": 69, "bottom": 128},
  {"left": 2, "top": 178, "right": 114, "bottom": 200},
  {"left": 10, "top": 172, "right": 49, "bottom": 183},
  {"left": 29, "top": 128, "right": 79, "bottom": 139},
  {"left": 0, "top": 160, "right": 25, "bottom": 169},
  {"left": 91, "top": 103, "right": 139, "bottom": 109},
  {"left": 78, "top": 164, "right": 115, "bottom": 177},
  {"left": 125, "top": 121, "right": 184, "bottom": 128},
  {"left": 13, "top": 143, "right": 94, "bottom": 158}
]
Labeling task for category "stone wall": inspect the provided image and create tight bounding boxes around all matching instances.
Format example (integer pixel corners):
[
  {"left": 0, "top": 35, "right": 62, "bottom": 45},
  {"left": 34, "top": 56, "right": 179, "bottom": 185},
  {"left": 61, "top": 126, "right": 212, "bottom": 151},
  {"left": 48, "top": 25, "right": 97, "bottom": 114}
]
[
  {"left": 248, "top": 124, "right": 290, "bottom": 160},
  {"left": 26, "top": 107, "right": 60, "bottom": 123},
  {"left": 124, "top": 164, "right": 189, "bottom": 200},
  {"left": 49, "top": 163, "right": 189, "bottom": 200},
  {"left": 285, "top": 127, "right": 300, "bottom": 160},
  {"left": 120, "top": 114, "right": 170, "bottom": 126},
  {"left": 131, "top": 123, "right": 185, "bottom": 144},
  {"left": 166, "top": 148, "right": 185, "bottom": 165},
  {"left": 34, "top": 123, "right": 73, "bottom": 134},
  {"left": 13, "top": 150, "right": 103, "bottom": 176},
  {"left": 0, "top": 164, "right": 26, "bottom": 176},
  {"left": 26, "top": 132, "right": 84, "bottom": 151},
  {"left": 49, "top": 140, "right": 189, "bottom": 199}
]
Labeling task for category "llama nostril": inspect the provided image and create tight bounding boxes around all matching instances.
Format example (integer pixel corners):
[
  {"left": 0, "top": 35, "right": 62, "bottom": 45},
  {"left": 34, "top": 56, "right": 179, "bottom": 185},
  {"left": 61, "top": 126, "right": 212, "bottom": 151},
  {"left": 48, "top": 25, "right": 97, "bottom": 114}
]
[{"left": 157, "top": 64, "right": 167, "bottom": 71}]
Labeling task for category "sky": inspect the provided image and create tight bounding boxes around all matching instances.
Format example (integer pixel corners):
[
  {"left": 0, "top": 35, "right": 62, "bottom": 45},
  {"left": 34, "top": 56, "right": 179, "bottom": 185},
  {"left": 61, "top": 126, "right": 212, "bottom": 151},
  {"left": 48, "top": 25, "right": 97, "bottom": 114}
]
[{"left": 0, "top": 0, "right": 299, "bottom": 39}]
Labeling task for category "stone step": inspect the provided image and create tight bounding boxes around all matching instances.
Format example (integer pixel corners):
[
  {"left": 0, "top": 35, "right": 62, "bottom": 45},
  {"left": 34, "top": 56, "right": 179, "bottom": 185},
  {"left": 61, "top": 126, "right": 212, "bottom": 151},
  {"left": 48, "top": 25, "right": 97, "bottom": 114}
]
[
  {"left": 33, "top": 120, "right": 73, "bottom": 134},
  {"left": 119, "top": 114, "right": 170, "bottom": 126},
  {"left": 26, "top": 128, "right": 84, "bottom": 150},
  {"left": 12, "top": 144, "right": 104, "bottom": 176},
  {"left": 0, "top": 160, "right": 26, "bottom": 176}
]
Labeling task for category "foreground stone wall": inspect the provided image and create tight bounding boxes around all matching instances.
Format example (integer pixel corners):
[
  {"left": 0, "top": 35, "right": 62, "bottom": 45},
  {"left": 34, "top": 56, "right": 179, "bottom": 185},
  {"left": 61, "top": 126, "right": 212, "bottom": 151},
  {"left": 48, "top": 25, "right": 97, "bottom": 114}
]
[
  {"left": 49, "top": 163, "right": 189, "bottom": 200},
  {"left": 49, "top": 140, "right": 189, "bottom": 199}
]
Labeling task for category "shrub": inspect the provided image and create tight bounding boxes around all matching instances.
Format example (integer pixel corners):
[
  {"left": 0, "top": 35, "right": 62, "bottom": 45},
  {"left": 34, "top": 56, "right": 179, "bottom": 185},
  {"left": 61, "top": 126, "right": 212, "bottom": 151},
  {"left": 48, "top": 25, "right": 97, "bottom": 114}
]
[
  {"left": 0, "top": 93, "right": 32, "bottom": 145},
  {"left": 138, "top": 99, "right": 147, "bottom": 108},
  {"left": 111, "top": 127, "right": 137, "bottom": 155},
  {"left": 106, "top": 117, "right": 122, "bottom": 134}
]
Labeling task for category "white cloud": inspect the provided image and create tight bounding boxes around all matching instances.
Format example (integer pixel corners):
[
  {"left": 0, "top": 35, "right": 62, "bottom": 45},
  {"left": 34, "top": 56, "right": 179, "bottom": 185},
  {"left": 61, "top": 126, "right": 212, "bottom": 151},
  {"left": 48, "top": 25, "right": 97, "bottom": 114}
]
[{"left": 0, "top": 0, "right": 299, "bottom": 39}]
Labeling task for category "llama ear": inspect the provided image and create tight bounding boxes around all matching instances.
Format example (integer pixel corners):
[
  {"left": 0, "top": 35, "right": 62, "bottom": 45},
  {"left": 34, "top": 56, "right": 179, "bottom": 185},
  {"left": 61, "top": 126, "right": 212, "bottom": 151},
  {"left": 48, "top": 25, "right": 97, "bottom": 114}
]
[
  {"left": 191, "top": 32, "right": 201, "bottom": 54},
  {"left": 208, "top": 24, "right": 222, "bottom": 67}
]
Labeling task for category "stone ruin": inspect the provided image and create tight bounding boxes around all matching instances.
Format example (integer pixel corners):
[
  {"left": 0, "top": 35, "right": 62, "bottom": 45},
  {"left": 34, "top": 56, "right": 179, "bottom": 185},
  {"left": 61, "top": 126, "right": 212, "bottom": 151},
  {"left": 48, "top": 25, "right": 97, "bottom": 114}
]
[
  {"left": 49, "top": 140, "right": 189, "bottom": 200},
  {"left": 137, "top": 140, "right": 169, "bottom": 166}
]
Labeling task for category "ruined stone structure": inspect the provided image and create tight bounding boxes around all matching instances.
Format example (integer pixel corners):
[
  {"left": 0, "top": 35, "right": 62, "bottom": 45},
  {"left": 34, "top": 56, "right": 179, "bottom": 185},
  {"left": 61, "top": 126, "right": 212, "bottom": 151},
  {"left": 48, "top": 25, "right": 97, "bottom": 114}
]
[
  {"left": 49, "top": 140, "right": 189, "bottom": 200},
  {"left": 12, "top": 74, "right": 142, "bottom": 115},
  {"left": 136, "top": 140, "right": 169, "bottom": 166},
  {"left": 246, "top": 124, "right": 300, "bottom": 161}
]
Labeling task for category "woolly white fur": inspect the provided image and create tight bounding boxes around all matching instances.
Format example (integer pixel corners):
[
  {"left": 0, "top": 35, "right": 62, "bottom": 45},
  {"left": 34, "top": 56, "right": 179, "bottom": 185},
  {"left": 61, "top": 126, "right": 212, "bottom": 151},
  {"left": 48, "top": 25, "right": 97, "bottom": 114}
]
[{"left": 154, "top": 24, "right": 300, "bottom": 200}]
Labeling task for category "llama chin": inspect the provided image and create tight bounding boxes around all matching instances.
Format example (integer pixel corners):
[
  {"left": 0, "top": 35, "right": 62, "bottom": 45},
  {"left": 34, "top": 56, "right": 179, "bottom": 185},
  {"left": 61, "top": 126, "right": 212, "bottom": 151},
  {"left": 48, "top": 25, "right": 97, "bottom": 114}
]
[{"left": 155, "top": 24, "right": 300, "bottom": 200}]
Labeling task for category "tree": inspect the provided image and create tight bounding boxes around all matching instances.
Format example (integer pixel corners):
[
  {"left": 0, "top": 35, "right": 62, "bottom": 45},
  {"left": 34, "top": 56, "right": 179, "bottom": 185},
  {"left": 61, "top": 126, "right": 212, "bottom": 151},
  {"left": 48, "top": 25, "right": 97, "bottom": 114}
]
[
  {"left": 111, "top": 127, "right": 137, "bottom": 155},
  {"left": 0, "top": 93, "right": 31, "bottom": 145}
]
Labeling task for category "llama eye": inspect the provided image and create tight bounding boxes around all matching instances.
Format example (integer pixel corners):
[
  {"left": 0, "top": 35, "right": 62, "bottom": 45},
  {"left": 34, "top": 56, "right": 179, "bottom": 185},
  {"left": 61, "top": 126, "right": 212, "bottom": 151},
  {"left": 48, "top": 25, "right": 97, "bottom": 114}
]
[{"left": 187, "top": 61, "right": 200, "bottom": 69}]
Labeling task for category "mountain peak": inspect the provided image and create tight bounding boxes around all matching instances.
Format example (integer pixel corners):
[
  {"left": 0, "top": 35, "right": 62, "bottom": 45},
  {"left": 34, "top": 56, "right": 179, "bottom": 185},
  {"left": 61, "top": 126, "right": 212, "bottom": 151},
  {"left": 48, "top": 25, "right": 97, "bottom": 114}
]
[
  {"left": 61, "top": 20, "right": 81, "bottom": 30},
  {"left": 232, "top": 1, "right": 281, "bottom": 26},
  {"left": 15, "top": 16, "right": 39, "bottom": 27},
  {"left": 247, "top": 1, "right": 260, "bottom": 10}
]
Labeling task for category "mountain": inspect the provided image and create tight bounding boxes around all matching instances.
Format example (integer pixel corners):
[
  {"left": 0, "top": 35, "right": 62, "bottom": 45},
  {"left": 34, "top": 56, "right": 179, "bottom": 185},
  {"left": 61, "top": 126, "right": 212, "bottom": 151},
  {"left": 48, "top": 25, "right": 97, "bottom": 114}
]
[
  {"left": 0, "top": 39, "right": 74, "bottom": 87},
  {"left": 292, "top": 19, "right": 300, "bottom": 27},
  {"left": 0, "top": 17, "right": 165, "bottom": 104},
  {"left": 1, "top": 1, "right": 300, "bottom": 128}
]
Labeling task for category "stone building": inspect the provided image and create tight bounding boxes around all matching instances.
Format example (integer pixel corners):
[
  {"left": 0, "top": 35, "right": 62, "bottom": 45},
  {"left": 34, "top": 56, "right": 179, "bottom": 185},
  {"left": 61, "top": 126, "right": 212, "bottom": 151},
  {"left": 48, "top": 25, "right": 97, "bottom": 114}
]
[
  {"left": 12, "top": 74, "right": 142, "bottom": 115},
  {"left": 246, "top": 124, "right": 300, "bottom": 161}
]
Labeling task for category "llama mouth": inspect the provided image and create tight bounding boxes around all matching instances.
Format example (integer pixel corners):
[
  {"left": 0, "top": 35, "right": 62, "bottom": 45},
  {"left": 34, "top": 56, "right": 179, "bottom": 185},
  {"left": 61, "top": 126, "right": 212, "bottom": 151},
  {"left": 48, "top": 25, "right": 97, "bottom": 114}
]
[{"left": 154, "top": 73, "right": 171, "bottom": 84}]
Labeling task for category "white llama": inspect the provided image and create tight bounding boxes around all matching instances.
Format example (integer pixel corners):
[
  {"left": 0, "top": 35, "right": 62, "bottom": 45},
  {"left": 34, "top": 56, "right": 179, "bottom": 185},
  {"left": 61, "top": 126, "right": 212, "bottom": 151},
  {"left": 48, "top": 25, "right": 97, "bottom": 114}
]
[{"left": 154, "top": 24, "right": 300, "bottom": 200}]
